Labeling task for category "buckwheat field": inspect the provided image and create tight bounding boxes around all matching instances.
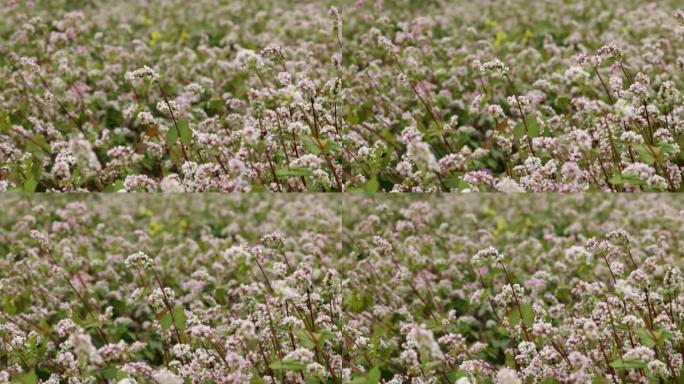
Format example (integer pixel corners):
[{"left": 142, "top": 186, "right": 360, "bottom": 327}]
[
  {"left": 0, "top": 195, "right": 684, "bottom": 383},
  {"left": 4, "top": 0, "right": 684, "bottom": 383},
  {"left": 3, "top": 0, "right": 684, "bottom": 192}
]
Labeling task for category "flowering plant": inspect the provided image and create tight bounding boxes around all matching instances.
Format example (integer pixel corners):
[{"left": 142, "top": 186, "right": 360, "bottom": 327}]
[
  {"left": 2, "top": 1, "right": 684, "bottom": 192},
  {"left": 1, "top": 194, "right": 684, "bottom": 383}
]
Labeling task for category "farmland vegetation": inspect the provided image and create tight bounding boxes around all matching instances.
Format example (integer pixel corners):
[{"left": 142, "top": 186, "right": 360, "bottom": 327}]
[
  {"left": 2, "top": 0, "right": 684, "bottom": 191},
  {"left": 1, "top": 194, "right": 684, "bottom": 383}
]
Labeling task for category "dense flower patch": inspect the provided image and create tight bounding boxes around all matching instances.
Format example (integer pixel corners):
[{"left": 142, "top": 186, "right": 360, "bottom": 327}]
[
  {"left": 2, "top": 1, "right": 684, "bottom": 191},
  {"left": 1, "top": 194, "right": 684, "bottom": 383}
]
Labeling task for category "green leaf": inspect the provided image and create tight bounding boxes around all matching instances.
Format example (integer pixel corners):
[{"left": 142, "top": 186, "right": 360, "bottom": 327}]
[
  {"left": 178, "top": 118, "right": 192, "bottom": 146},
  {"left": 160, "top": 310, "right": 173, "bottom": 331},
  {"left": 508, "top": 308, "right": 520, "bottom": 326},
  {"left": 362, "top": 177, "right": 379, "bottom": 193},
  {"left": 556, "top": 287, "right": 571, "bottom": 303},
  {"left": 214, "top": 287, "right": 227, "bottom": 303},
  {"left": 457, "top": 179, "right": 471, "bottom": 191},
  {"left": 592, "top": 376, "right": 610, "bottom": 384},
  {"left": 441, "top": 175, "right": 462, "bottom": 189},
  {"left": 14, "top": 371, "right": 37, "bottom": 384},
  {"left": 13, "top": 289, "right": 32, "bottom": 314},
  {"left": 276, "top": 167, "right": 313, "bottom": 177},
  {"left": 526, "top": 114, "right": 539, "bottom": 138},
  {"left": 634, "top": 144, "right": 655, "bottom": 164},
  {"left": 294, "top": 329, "right": 315, "bottom": 349},
  {"left": 521, "top": 303, "right": 534, "bottom": 328},
  {"left": 351, "top": 366, "right": 381, "bottom": 384},
  {"left": 0, "top": 112, "right": 11, "bottom": 133},
  {"left": 423, "top": 126, "right": 445, "bottom": 139},
  {"left": 173, "top": 304, "right": 187, "bottom": 333},
  {"left": 446, "top": 370, "right": 467, "bottom": 382},
  {"left": 513, "top": 122, "right": 525, "bottom": 140},
  {"left": 302, "top": 135, "right": 336, "bottom": 155},
  {"left": 105, "top": 107, "right": 124, "bottom": 128},
  {"left": 104, "top": 180, "right": 125, "bottom": 192},
  {"left": 159, "top": 305, "right": 186, "bottom": 333},
  {"left": 102, "top": 367, "right": 128, "bottom": 380},
  {"left": 367, "top": 366, "right": 381, "bottom": 384},
  {"left": 347, "top": 102, "right": 374, "bottom": 126},
  {"left": 166, "top": 125, "right": 178, "bottom": 146},
  {"left": 270, "top": 360, "right": 306, "bottom": 371},
  {"left": 302, "top": 136, "right": 322, "bottom": 154},
  {"left": 23, "top": 177, "right": 38, "bottom": 193},
  {"left": 30, "top": 157, "right": 43, "bottom": 179},
  {"left": 317, "top": 329, "right": 335, "bottom": 347},
  {"left": 609, "top": 175, "right": 644, "bottom": 186},
  {"left": 27, "top": 134, "right": 50, "bottom": 155},
  {"left": 3, "top": 298, "right": 16, "bottom": 315},
  {"left": 513, "top": 116, "right": 539, "bottom": 140},
  {"left": 357, "top": 102, "right": 373, "bottom": 123},
  {"left": 347, "top": 108, "right": 359, "bottom": 125},
  {"left": 637, "top": 329, "right": 656, "bottom": 348},
  {"left": 555, "top": 95, "right": 570, "bottom": 112},
  {"left": 206, "top": 98, "right": 225, "bottom": 116},
  {"left": 660, "top": 143, "right": 676, "bottom": 155},
  {"left": 610, "top": 357, "right": 647, "bottom": 369}
]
